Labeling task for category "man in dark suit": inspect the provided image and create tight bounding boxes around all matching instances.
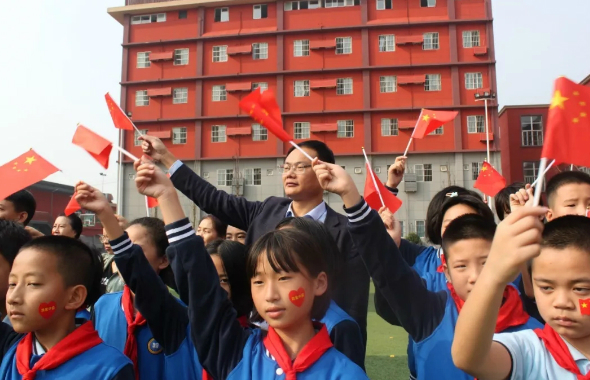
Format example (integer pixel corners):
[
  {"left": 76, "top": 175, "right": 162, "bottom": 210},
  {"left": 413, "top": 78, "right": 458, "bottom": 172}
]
[{"left": 140, "top": 136, "right": 389, "bottom": 360}]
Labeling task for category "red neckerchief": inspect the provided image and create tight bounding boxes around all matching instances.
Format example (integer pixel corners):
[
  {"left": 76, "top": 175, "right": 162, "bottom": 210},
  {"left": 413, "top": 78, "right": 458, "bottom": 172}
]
[
  {"left": 436, "top": 252, "right": 446, "bottom": 273},
  {"left": 237, "top": 315, "right": 249, "bottom": 328},
  {"left": 263, "top": 323, "right": 333, "bottom": 380},
  {"left": 447, "top": 283, "right": 530, "bottom": 332},
  {"left": 16, "top": 321, "right": 102, "bottom": 380},
  {"left": 535, "top": 324, "right": 590, "bottom": 379},
  {"left": 122, "top": 285, "right": 146, "bottom": 380}
]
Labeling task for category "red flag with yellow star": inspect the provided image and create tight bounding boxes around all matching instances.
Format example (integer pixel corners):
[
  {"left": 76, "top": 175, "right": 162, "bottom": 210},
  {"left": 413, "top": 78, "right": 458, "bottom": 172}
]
[
  {"left": 0, "top": 150, "right": 59, "bottom": 201},
  {"left": 412, "top": 109, "right": 459, "bottom": 139},
  {"left": 105, "top": 93, "right": 135, "bottom": 131},
  {"left": 72, "top": 124, "right": 113, "bottom": 169},
  {"left": 580, "top": 298, "right": 590, "bottom": 316},
  {"left": 474, "top": 162, "right": 506, "bottom": 197},
  {"left": 238, "top": 88, "right": 292, "bottom": 143},
  {"left": 542, "top": 77, "right": 590, "bottom": 167}
]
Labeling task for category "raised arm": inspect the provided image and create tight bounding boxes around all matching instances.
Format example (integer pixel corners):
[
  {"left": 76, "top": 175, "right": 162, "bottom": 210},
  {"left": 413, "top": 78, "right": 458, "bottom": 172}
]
[{"left": 451, "top": 206, "right": 546, "bottom": 379}]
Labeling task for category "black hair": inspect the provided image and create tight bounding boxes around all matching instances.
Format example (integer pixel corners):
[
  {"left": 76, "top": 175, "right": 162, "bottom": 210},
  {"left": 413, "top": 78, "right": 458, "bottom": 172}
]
[
  {"left": 128, "top": 217, "right": 177, "bottom": 291},
  {"left": 286, "top": 140, "right": 335, "bottom": 164},
  {"left": 541, "top": 215, "right": 590, "bottom": 254},
  {"left": 0, "top": 220, "right": 32, "bottom": 266},
  {"left": 436, "top": 194, "right": 495, "bottom": 241},
  {"left": 546, "top": 171, "right": 590, "bottom": 207},
  {"left": 19, "top": 236, "right": 104, "bottom": 307},
  {"left": 206, "top": 240, "right": 253, "bottom": 318},
  {"left": 199, "top": 215, "right": 228, "bottom": 239},
  {"left": 247, "top": 228, "right": 330, "bottom": 320},
  {"left": 56, "top": 213, "right": 83, "bottom": 239},
  {"left": 441, "top": 214, "right": 496, "bottom": 263},
  {"left": 5, "top": 190, "right": 36, "bottom": 226},
  {"left": 425, "top": 186, "right": 482, "bottom": 245}
]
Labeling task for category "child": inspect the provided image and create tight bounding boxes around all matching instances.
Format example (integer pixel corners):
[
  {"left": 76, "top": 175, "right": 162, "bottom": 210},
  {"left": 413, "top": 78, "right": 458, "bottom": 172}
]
[
  {"left": 451, "top": 214, "right": 590, "bottom": 379},
  {"left": 545, "top": 171, "right": 590, "bottom": 221},
  {"left": 131, "top": 160, "right": 368, "bottom": 380},
  {"left": 312, "top": 160, "right": 543, "bottom": 379},
  {"left": 225, "top": 226, "right": 247, "bottom": 244},
  {"left": 0, "top": 220, "right": 31, "bottom": 320},
  {"left": 0, "top": 236, "right": 133, "bottom": 379},
  {"left": 0, "top": 191, "right": 36, "bottom": 227}
]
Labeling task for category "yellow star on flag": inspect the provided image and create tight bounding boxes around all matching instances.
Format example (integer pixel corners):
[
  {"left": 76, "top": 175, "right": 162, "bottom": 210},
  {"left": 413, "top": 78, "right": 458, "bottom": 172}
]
[
  {"left": 574, "top": 118, "right": 580, "bottom": 124},
  {"left": 481, "top": 166, "right": 487, "bottom": 171},
  {"left": 582, "top": 112, "right": 588, "bottom": 118},
  {"left": 422, "top": 114, "right": 430, "bottom": 121},
  {"left": 24, "top": 156, "right": 36, "bottom": 165},
  {"left": 583, "top": 303, "right": 587, "bottom": 308},
  {"left": 550, "top": 90, "right": 569, "bottom": 110}
]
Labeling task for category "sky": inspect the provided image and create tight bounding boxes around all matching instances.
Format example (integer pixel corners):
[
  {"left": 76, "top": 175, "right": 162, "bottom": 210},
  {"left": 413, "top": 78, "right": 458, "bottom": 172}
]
[{"left": 0, "top": 0, "right": 588, "bottom": 202}]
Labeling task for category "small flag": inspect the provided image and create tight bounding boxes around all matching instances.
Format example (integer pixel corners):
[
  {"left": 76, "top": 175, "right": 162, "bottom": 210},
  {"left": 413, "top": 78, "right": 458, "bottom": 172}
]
[
  {"left": 0, "top": 150, "right": 59, "bottom": 201},
  {"left": 474, "top": 162, "right": 506, "bottom": 197},
  {"left": 146, "top": 196, "right": 158, "bottom": 208},
  {"left": 363, "top": 163, "right": 402, "bottom": 214},
  {"left": 239, "top": 88, "right": 292, "bottom": 143},
  {"left": 72, "top": 124, "right": 113, "bottom": 169},
  {"left": 64, "top": 194, "right": 81, "bottom": 216},
  {"left": 541, "top": 77, "right": 590, "bottom": 167},
  {"left": 105, "top": 93, "right": 135, "bottom": 131},
  {"left": 412, "top": 109, "right": 458, "bottom": 139},
  {"left": 580, "top": 298, "right": 590, "bottom": 316}
]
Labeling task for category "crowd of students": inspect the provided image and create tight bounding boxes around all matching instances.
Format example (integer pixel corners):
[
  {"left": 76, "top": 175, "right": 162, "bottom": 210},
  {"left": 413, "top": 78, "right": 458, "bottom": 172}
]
[{"left": 0, "top": 137, "right": 589, "bottom": 379}]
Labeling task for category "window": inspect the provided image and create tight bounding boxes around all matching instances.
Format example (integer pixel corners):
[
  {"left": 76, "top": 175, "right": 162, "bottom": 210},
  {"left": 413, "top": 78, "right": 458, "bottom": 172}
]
[
  {"left": 214, "top": 8, "right": 229, "bottom": 22},
  {"left": 294, "top": 122, "right": 310, "bottom": 139},
  {"left": 252, "top": 43, "right": 268, "bottom": 60},
  {"left": 414, "top": 164, "right": 432, "bottom": 182},
  {"left": 178, "top": 10, "right": 188, "bottom": 19},
  {"left": 172, "top": 127, "right": 187, "bottom": 144},
  {"left": 137, "top": 52, "right": 151, "bottom": 68},
  {"left": 429, "top": 127, "right": 443, "bottom": 135},
  {"left": 131, "top": 13, "right": 166, "bottom": 24},
  {"left": 174, "top": 49, "right": 189, "bottom": 65},
  {"left": 381, "top": 118, "right": 399, "bottom": 136},
  {"left": 521, "top": 115, "right": 543, "bottom": 146},
  {"left": 378, "top": 35, "right": 395, "bottom": 52},
  {"left": 465, "top": 72, "right": 483, "bottom": 89},
  {"left": 523, "top": 162, "right": 539, "bottom": 184},
  {"left": 212, "top": 46, "right": 228, "bottom": 62},
  {"left": 244, "top": 168, "right": 262, "bottom": 185},
  {"left": 284, "top": 0, "right": 321, "bottom": 10},
  {"left": 415, "top": 220, "right": 425, "bottom": 238},
  {"left": 424, "top": 74, "right": 441, "bottom": 91},
  {"left": 472, "top": 162, "right": 482, "bottom": 180},
  {"left": 325, "top": 0, "right": 357, "bottom": 8},
  {"left": 376, "top": 0, "right": 392, "bottom": 10},
  {"left": 252, "top": 82, "right": 268, "bottom": 92},
  {"left": 294, "top": 40, "right": 310, "bottom": 57},
  {"left": 380, "top": 76, "right": 397, "bottom": 93},
  {"left": 420, "top": 0, "right": 436, "bottom": 7},
  {"left": 211, "top": 125, "right": 227, "bottom": 142},
  {"left": 173, "top": 88, "right": 188, "bottom": 104},
  {"left": 252, "top": 123, "right": 268, "bottom": 141},
  {"left": 217, "top": 169, "right": 233, "bottom": 186},
  {"left": 423, "top": 32, "right": 439, "bottom": 50},
  {"left": 336, "top": 78, "right": 353, "bottom": 95},
  {"left": 135, "top": 90, "right": 149, "bottom": 106},
  {"left": 134, "top": 129, "right": 148, "bottom": 146},
  {"left": 212, "top": 85, "right": 227, "bottom": 101},
  {"left": 336, "top": 37, "right": 352, "bottom": 54},
  {"left": 467, "top": 115, "right": 485, "bottom": 133},
  {"left": 294, "top": 80, "right": 310, "bottom": 97},
  {"left": 337, "top": 120, "right": 354, "bottom": 138},
  {"left": 253, "top": 4, "right": 268, "bottom": 19},
  {"left": 463, "top": 30, "right": 481, "bottom": 48},
  {"left": 80, "top": 214, "right": 96, "bottom": 227}
]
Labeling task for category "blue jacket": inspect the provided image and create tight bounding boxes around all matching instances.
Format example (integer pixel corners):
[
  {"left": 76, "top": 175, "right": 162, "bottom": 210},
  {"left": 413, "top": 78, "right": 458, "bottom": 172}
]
[{"left": 319, "top": 301, "right": 364, "bottom": 370}]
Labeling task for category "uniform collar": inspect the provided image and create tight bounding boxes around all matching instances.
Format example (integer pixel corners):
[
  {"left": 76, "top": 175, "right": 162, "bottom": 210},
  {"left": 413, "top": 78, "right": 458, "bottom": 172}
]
[{"left": 285, "top": 201, "right": 327, "bottom": 221}]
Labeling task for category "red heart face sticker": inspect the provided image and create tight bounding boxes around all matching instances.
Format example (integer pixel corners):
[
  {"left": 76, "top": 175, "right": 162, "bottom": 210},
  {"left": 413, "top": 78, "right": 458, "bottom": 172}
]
[
  {"left": 289, "top": 288, "right": 305, "bottom": 308},
  {"left": 39, "top": 302, "right": 57, "bottom": 319}
]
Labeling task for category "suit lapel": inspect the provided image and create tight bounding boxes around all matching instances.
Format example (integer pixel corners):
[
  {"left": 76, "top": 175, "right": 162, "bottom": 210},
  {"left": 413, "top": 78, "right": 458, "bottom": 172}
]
[{"left": 324, "top": 205, "right": 342, "bottom": 242}]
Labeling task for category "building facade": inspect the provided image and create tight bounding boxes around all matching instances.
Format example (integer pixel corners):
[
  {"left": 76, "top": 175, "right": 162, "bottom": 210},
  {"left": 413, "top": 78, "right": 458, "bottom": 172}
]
[{"left": 108, "top": 0, "right": 498, "bottom": 239}]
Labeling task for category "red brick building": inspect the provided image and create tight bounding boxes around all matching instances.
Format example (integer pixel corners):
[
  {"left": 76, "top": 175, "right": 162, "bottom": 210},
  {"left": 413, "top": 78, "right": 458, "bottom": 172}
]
[{"left": 108, "top": 0, "right": 498, "bottom": 238}]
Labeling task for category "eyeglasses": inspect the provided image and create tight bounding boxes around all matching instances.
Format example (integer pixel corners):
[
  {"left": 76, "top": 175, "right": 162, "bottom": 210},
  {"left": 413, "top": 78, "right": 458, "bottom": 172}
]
[{"left": 278, "top": 163, "right": 312, "bottom": 174}]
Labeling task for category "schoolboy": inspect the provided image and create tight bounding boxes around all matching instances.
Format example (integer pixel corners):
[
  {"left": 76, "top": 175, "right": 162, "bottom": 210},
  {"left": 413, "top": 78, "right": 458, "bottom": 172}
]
[
  {"left": 453, "top": 214, "right": 590, "bottom": 379},
  {"left": 0, "top": 221, "right": 31, "bottom": 320},
  {"left": 545, "top": 171, "right": 590, "bottom": 221},
  {"left": 312, "top": 159, "right": 543, "bottom": 379},
  {"left": 0, "top": 191, "right": 36, "bottom": 227}
]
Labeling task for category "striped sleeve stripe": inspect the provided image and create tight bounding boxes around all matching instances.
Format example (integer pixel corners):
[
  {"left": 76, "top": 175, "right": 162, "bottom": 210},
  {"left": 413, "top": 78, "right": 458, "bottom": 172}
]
[
  {"left": 111, "top": 238, "right": 134, "bottom": 255},
  {"left": 347, "top": 201, "right": 372, "bottom": 223},
  {"left": 166, "top": 221, "right": 196, "bottom": 243},
  {"left": 168, "top": 229, "right": 196, "bottom": 243},
  {"left": 166, "top": 222, "right": 193, "bottom": 237}
]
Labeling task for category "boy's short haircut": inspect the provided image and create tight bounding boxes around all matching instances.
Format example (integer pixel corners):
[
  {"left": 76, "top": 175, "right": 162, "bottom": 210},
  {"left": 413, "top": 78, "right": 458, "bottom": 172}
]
[
  {"left": 541, "top": 215, "right": 590, "bottom": 254},
  {"left": 0, "top": 220, "right": 32, "bottom": 266},
  {"left": 19, "top": 236, "right": 104, "bottom": 307},
  {"left": 441, "top": 214, "right": 496, "bottom": 263},
  {"left": 5, "top": 190, "right": 36, "bottom": 226},
  {"left": 545, "top": 171, "right": 590, "bottom": 207},
  {"left": 494, "top": 182, "right": 526, "bottom": 221}
]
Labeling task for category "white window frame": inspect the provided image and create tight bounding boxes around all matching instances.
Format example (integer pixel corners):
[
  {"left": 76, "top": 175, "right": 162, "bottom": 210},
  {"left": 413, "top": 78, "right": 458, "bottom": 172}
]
[
  {"left": 381, "top": 118, "right": 399, "bottom": 136},
  {"left": 252, "top": 43, "right": 268, "bottom": 60},
  {"left": 425, "top": 74, "right": 441, "bottom": 91},
  {"left": 414, "top": 164, "right": 425, "bottom": 182},
  {"left": 416, "top": 220, "right": 426, "bottom": 238},
  {"left": 217, "top": 169, "right": 233, "bottom": 186},
  {"left": 173, "top": 88, "right": 188, "bottom": 104},
  {"left": 376, "top": 0, "right": 392, "bottom": 10},
  {"left": 463, "top": 30, "right": 481, "bottom": 48},
  {"left": 423, "top": 32, "right": 439, "bottom": 50},
  {"left": 253, "top": 4, "right": 267, "bottom": 19},
  {"left": 252, "top": 82, "right": 268, "bottom": 92},
  {"left": 337, "top": 120, "right": 354, "bottom": 138},
  {"left": 465, "top": 72, "right": 483, "bottom": 89},
  {"left": 252, "top": 123, "right": 268, "bottom": 141},
  {"left": 294, "top": 122, "right": 310, "bottom": 139},
  {"left": 134, "top": 129, "right": 148, "bottom": 146},
  {"left": 135, "top": 90, "right": 149, "bottom": 107},
  {"left": 294, "top": 40, "right": 310, "bottom": 57},
  {"left": 420, "top": 0, "right": 436, "bottom": 7},
  {"left": 212, "top": 85, "right": 227, "bottom": 101},
  {"left": 325, "top": 0, "right": 355, "bottom": 8},
  {"left": 521, "top": 115, "right": 544, "bottom": 147},
  {"left": 380, "top": 76, "right": 397, "bottom": 93},
  {"left": 294, "top": 80, "right": 310, "bottom": 97},
  {"left": 472, "top": 162, "right": 483, "bottom": 180},
  {"left": 378, "top": 35, "right": 395, "bottom": 52},
  {"left": 211, "top": 125, "right": 227, "bottom": 143},
  {"left": 172, "top": 127, "right": 187, "bottom": 144},
  {"left": 214, "top": 8, "right": 229, "bottom": 22},
  {"left": 174, "top": 48, "right": 189, "bottom": 65},
  {"left": 335, "top": 37, "right": 352, "bottom": 54},
  {"left": 336, "top": 78, "right": 353, "bottom": 95},
  {"left": 467, "top": 115, "right": 485, "bottom": 133},
  {"left": 212, "top": 46, "right": 228, "bottom": 62},
  {"left": 523, "top": 162, "right": 539, "bottom": 184},
  {"left": 244, "top": 168, "right": 262, "bottom": 185},
  {"left": 131, "top": 13, "right": 166, "bottom": 25},
  {"left": 429, "top": 127, "right": 444, "bottom": 135},
  {"left": 137, "top": 52, "right": 151, "bottom": 68}
]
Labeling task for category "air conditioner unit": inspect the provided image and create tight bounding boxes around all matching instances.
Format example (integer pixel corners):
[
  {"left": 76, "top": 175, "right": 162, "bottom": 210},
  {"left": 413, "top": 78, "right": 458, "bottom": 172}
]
[
  {"left": 354, "top": 167, "right": 362, "bottom": 174},
  {"left": 463, "top": 164, "right": 470, "bottom": 171},
  {"left": 267, "top": 169, "right": 274, "bottom": 176},
  {"left": 202, "top": 172, "right": 209, "bottom": 179},
  {"left": 440, "top": 165, "right": 448, "bottom": 172},
  {"left": 374, "top": 167, "right": 381, "bottom": 174}
]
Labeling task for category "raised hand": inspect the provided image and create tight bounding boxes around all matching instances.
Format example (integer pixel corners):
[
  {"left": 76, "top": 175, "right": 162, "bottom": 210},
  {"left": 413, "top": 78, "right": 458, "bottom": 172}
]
[
  {"left": 139, "top": 135, "right": 177, "bottom": 168},
  {"left": 379, "top": 206, "right": 402, "bottom": 247},
  {"left": 134, "top": 158, "right": 175, "bottom": 199},
  {"left": 75, "top": 182, "right": 111, "bottom": 215},
  {"left": 312, "top": 158, "right": 361, "bottom": 207},
  {"left": 509, "top": 184, "right": 533, "bottom": 213},
  {"left": 386, "top": 156, "right": 407, "bottom": 189}
]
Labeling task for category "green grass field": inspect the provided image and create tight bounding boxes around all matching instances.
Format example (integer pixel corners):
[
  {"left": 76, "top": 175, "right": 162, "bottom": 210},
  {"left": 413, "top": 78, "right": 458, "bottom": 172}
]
[{"left": 365, "top": 283, "right": 409, "bottom": 380}]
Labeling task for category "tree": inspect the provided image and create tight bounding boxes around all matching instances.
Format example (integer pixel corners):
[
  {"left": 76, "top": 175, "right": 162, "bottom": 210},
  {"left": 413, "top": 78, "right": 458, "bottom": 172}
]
[{"left": 405, "top": 232, "right": 423, "bottom": 246}]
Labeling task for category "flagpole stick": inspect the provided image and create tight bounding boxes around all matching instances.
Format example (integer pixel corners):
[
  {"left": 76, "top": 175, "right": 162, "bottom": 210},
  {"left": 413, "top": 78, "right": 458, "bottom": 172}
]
[
  {"left": 403, "top": 109, "right": 423, "bottom": 156},
  {"left": 362, "top": 147, "right": 385, "bottom": 208},
  {"left": 532, "top": 158, "right": 548, "bottom": 207},
  {"left": 144, "top": 196, "right": 150, "bottom": 217},
  {"left": 403, "top": 138, "right": 413, "bottom": 157},
  {"left": 113, "top": 145, "right": 140, "bottom": 162},
  {"left": 531, "top": 159, "right": 555, "bottom": 187},
  {"left": 289, "top": 141, "right": 314, "bottom": 161}
]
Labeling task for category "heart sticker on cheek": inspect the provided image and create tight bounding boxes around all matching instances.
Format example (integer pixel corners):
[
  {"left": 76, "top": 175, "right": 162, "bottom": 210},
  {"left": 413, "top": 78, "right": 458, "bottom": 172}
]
[
  {"left": 39, "top": 302, "right": 57, "bottom": 319},
  {"left": 289, "top": 288, "right": 305, "bottom": 307}
]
